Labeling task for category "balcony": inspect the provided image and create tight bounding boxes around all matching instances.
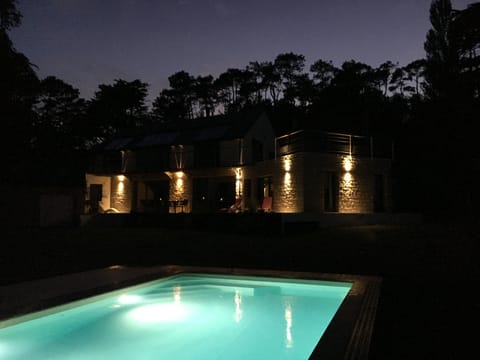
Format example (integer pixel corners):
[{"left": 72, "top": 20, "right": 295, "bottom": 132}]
[{"left": 275, "top": 130, "right": 393, "bottom": 159}]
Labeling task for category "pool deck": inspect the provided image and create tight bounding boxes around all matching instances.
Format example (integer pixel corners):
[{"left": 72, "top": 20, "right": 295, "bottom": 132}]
[{"left": 0, "top": 265, "right": 381, "bottom": 360}]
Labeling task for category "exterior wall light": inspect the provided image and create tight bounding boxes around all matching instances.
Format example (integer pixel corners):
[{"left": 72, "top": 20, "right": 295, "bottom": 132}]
[
  {"left": 235, "top": 168, "right": 243, "bottom": 198},
  {"left": 343, "top": 156, "right": 353, "bottom": 172},
  {"left": 175, "top": 171, "right": 184, "bottom": 188},
  {"left": 343, "top": 172, "right": 352, "bottom": 182},
  {"left": 176, "top": 178, "right": 183, "bottom": 189},
  {"left": 279, "top": 155, "right": 296, "bottom": 212},
  {"left": 235, "top": 168, "right": 242, "bottom": 180},
  {"left": 284, "top": 172, "right": 292, "bottom": 184},
  {"left": 339, "top": 155, "right": 361, "bottom": 213},
  {"left": 116, "top": 175, "right": 126, "bottom": 194}
]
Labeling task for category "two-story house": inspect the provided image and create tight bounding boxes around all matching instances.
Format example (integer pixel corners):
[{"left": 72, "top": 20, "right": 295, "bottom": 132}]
[
  {"left": 85, "top": 109, "right": 393, "bottom": 215},
  {"left": 86, "top": 109, "right": 276, "bottom": 214}
]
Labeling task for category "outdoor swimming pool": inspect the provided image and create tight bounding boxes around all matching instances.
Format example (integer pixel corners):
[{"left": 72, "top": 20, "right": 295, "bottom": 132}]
[{"left": 0, "top": 273, "right": 352, "bottom": 360}]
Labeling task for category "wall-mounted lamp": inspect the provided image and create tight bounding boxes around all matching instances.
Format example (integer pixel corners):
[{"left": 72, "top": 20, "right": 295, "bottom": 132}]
[
  {"left": 116, "top": 175, "right": 125, "bottom": 194},
  {"left": 235, "top": 168, "right": 243, "bottom": 198},
  {"left": 175, "top": 171, "right": 184, "bottom": 189},
  {"left": 343, "top": 156, "right": 353, "bottom": 172}
]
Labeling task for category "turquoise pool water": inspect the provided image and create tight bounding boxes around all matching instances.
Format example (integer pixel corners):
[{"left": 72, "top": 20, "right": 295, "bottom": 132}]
[{"left": 0, "top": 274, "right": 352, "bottom": 360}]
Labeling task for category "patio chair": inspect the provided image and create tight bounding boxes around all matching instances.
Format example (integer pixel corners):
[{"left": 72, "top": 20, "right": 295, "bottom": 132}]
[
  {"left": 178, "top": 199, "right": 188, "bottom": 213},
  {"left": 219, "top": 197, "right": 242, "bottom": 213},
  {"left": 257, "top": 196, "right": 272, "bottom": 213},
  {"left": 227, "top": 197, "right": 242, "bottom": 213}
]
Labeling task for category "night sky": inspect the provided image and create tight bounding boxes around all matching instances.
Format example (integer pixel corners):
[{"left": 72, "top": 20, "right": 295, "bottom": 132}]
[{"left": 10, "top": 0, "right": 474, "bottom": 103}]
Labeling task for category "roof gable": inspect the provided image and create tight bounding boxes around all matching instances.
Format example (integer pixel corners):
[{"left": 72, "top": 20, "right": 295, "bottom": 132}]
[{"left": 100, "top": 107, "right": 271, "bottom": 151}]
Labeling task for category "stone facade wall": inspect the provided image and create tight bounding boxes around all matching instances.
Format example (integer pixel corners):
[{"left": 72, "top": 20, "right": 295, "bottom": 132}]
[
  {"left": 230, "top": 152, "right": 391, "bottom": 214},
  {"left": 168, "top": 172, "right": 192, "bottom": 213},
  {"left": 336, "top": 155, "right": 391, "bottom": 213},
  {"left": 272, "top": 154, "right": 304, "bottom": 213},
  {"left": 290, "top": 153, "right": 392, "bottom": 214},
  {"left": 97, "top": 153, "right": 391, "bottom": 215}
]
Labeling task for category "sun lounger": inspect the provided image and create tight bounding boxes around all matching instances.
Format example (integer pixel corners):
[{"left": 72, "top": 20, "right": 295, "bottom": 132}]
[{"left": 257, "top": 196, "right": 272, "bottom": 212}]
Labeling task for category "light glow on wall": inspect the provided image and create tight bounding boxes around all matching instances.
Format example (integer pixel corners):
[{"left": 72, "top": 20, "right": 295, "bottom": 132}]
[
  {"left": 117, "top": 181, "right": 125, "bottom": 194},
  {"left": 235, "top": 168, "right": 243, "bottom": 198},
  {"left": 343, "top": 156, "right": 353, "bottom": 172},
  {"left": 339, "top": 155, "right": 360, "bottom": 213},
  {"left": 284, "top": 171, "right": 292, "bottom": 185},
  {"left": 283, "top": 156, "right": 292, "bottom": 185},
  {"left": 167, "top": 170, "right": 189, "bottom": 213},
  {"left": 116, "top": 175, "right": 125, "bottom": 195},
  {"left": 173, "top": 145, "right": 184, "bottom": 169},
  {"left": 279, "top": 155, "right": 298, "bottom": 212},
  {"left": 175, "top": 171, "right": 184, "bottom": 189}
]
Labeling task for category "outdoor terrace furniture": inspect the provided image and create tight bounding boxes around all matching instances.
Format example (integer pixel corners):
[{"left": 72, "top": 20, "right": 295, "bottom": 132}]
[
  {"left": 178, "top": 199, "right": 188, "bottom": 213},
  {"left": 219, "top": 197, "right": 242, "bottom": 213},
  {"left": 228, "top": 197, "right": 242, "bottom": 213},
  {"left": 257, "top": 196, "right": 272, "bottom": 213},
  {"left": 169, "top": 199, "right": 188, "bottom": 213}
]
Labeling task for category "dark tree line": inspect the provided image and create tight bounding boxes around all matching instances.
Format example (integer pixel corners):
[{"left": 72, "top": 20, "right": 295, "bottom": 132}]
[
  {"left": 1, "top": 0, "right": 479, "bottom": 218},
  {"left": 151, "top": 55, "right": 426, "bottom": 132},
  {"left": 397, "top": 0, "right": 480, "bottom": 218}
]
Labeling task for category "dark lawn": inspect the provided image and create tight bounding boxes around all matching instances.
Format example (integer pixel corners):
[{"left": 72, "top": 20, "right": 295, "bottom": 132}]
[{"left": 1, "top": 223, "right": 478, "bottom": 359}]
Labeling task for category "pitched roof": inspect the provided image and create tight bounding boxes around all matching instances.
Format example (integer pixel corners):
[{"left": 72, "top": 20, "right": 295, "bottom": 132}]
[
  {"left": 100, "top": 107, "right": 268, "bottom": 151},
  {"left": 134, "top": 132, "right": 179, "bottom": 147},
  {"left": 103, "top": 137, "right": 135, "bottom": 150}
]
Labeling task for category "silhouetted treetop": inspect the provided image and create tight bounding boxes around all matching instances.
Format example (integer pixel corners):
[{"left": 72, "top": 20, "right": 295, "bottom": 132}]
[
  {"left": 424, "top": 0, "right": 459, "bottom": 100},
  {"left": 0, "top": 0, "right": 21, "bottom": 31},
  {"left": 88, "top": 79, "right": 149, "bottom": 139}
]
